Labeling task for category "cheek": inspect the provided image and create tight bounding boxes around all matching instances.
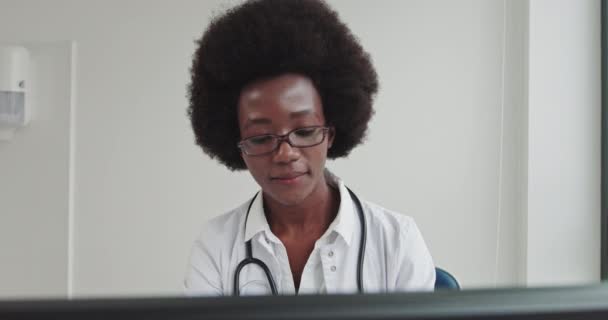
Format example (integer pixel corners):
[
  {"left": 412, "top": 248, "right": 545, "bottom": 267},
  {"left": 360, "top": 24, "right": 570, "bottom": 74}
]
[
  {"left": 241, "top": 155, "right": 254, "bottom": 171},
  {"left": 307, "top": 144, "right": 329, "bottom": 165},
  {"left": 242, "top": 156, "right": 266, "bottom": 179}
]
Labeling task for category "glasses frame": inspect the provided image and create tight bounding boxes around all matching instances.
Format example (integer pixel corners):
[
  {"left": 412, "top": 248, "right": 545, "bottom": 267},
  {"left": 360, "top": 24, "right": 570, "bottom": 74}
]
[{"left": 237, "top": 125, "right": 331, "bottom": 156}]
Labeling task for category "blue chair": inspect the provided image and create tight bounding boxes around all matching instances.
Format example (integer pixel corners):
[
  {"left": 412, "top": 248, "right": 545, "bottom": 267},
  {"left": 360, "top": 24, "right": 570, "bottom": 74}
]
[{"left": 434, "top": 267, "right": 460, "bottom": 290}]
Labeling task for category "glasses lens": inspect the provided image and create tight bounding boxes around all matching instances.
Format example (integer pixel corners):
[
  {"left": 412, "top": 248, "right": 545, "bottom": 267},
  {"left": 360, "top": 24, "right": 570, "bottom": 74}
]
[
  {"left": 241, "top": 135, "right": 277, "bottom": 155},
  {"left": 288, "top": 127, "right": 325, "bottom": 147},
  {"left": 239, "top": 127, "right": 327, "bottom": 155}
]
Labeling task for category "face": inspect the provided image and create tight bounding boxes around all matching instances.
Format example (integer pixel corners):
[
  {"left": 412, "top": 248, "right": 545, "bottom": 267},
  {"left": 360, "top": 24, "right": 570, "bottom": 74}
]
[{"left": 237, "top": 73, "right": 334, "bottom": 207}]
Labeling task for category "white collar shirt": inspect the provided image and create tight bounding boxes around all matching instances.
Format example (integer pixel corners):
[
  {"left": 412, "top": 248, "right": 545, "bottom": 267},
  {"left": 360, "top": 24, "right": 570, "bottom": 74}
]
[{"left": 184, "top": 171, "right": 435, "bottom": 296}]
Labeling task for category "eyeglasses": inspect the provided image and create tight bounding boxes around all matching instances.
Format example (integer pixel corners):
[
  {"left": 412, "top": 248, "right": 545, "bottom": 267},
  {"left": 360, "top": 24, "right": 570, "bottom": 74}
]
[{"left": 237, "top": 126, "right": 330, "bottom": 156}]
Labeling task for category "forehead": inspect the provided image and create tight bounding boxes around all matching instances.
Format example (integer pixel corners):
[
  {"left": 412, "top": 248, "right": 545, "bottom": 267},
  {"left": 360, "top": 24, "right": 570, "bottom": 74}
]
[{"left": 237, "top": 74, "right": 324, "bottom": 124}]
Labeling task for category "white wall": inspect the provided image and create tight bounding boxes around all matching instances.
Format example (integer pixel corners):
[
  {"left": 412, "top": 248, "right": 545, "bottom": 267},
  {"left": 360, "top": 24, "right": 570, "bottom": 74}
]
[
  {"left": 328, "top": 0, "right": 524, "bottom": 288},
  {"left": 0, "top": 0, "right": 600, "bottom": 297},
  {"left": 0, "top": 42, "right": 75, "bottom": 298},
  {"left": 525, "top": 0, "right": 601, "bottom": 286},
  {"left": 494, "top": 0, "right": 528, "bottom": 287}
]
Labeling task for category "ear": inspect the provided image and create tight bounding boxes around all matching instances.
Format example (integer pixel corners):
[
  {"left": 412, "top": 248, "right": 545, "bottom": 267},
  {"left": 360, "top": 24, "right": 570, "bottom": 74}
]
[{"left": 327, "top": 126, "right": 335, "bottom": 149}]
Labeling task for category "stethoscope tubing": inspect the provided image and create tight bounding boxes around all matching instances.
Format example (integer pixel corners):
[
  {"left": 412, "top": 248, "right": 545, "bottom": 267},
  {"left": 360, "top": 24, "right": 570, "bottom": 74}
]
[{"left": 234, "top": 187, "right": 366, "bottom": 296}]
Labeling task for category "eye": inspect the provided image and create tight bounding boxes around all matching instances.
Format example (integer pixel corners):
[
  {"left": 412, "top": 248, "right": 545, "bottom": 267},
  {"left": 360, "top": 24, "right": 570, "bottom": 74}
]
[
  {"left": 248, "top": 135, "right": 274, "bottom": 145},
  {"left": 293, "top": 127, "right": 318, "bottom": 137}
]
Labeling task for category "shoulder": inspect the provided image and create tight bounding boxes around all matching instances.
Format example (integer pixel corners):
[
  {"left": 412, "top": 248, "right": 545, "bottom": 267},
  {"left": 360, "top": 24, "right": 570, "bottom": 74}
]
[
  {"left": 361, "top": 200, "right": 418, "bottom": 240},
  {"left": 360, "top": 199, "right": 435, "bottom": 290},
  {"left": 195, "top": 199, "right": 251, "bottom": 243},
  {"left": 185, "top": 198, "right": 254, "bottom": 296}
]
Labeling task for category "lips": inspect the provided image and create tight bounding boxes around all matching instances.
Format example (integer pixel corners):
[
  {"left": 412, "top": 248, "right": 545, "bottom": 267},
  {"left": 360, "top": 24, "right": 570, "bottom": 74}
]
[
  {"left": 271, "top": 172, "right": 306, "bottom": 180},
  {"left": 270, "top": 172, "right": 307, "bottom": 185}
]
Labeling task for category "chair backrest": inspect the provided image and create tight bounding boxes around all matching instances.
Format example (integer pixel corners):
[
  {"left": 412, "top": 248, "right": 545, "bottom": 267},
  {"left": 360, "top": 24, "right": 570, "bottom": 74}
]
[{"left": 434, "top": 267, "right": 460, "bottom": 290}]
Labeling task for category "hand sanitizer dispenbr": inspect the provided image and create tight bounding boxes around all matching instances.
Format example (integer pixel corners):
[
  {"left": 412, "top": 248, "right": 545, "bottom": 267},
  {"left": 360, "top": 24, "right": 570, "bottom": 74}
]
[{"left": 0, "top": 45, "right": 30, "bottom": 141}]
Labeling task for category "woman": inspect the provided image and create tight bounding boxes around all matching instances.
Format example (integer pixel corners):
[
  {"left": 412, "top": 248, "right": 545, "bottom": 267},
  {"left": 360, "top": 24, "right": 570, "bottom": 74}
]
[{"left": 184, "top": 0, "right": 435, "bottom": 296}]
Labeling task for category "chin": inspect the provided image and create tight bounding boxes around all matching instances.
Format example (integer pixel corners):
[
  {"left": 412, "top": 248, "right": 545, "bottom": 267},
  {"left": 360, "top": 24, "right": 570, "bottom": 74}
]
[{"left": 266, "top": 188, "right": 311, "bottom": 207}]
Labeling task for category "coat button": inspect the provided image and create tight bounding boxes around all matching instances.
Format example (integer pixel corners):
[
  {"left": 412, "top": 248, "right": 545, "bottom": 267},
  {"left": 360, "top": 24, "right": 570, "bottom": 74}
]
[
  {"left": 330, "top": 266, "right": 337, "bottom": 272},
  {"left": 328, "top": 251, "right": 334, "bottom": 257}
]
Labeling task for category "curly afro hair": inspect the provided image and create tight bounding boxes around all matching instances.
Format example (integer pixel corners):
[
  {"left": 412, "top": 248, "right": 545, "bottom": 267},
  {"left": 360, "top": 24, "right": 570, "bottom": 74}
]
[{"left": 188, "top": 0, "right": 378, "bottom": 171}]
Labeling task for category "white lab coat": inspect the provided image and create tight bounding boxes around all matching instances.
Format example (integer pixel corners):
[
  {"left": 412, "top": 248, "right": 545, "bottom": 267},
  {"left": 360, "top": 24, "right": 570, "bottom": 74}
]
[{"left": 184, "top": 171, "right": 435, "bottom": 296}]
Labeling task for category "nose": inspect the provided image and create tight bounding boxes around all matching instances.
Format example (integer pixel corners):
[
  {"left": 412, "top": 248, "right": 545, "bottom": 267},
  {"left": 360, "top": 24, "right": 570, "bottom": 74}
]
[{"left": 272, "top": 139, "right": 300, "bottom": 164}]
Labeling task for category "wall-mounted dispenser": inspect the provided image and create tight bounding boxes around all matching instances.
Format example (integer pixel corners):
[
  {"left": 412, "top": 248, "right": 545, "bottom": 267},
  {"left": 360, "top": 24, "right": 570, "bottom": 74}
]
[{"left": 0, "top": 45, "right": 30, "bottom": 141}]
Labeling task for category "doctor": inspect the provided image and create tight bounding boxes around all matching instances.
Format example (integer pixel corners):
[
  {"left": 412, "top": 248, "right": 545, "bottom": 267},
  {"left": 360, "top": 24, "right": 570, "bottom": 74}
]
[{"left": 184, "top": 0, "right": 435, "bottom": 296}]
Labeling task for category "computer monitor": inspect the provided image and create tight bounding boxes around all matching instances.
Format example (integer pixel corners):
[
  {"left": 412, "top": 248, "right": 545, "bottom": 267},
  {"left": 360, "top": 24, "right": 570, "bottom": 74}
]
[{"left": 1, "top": 284, "right": 608, "bottom": 319}]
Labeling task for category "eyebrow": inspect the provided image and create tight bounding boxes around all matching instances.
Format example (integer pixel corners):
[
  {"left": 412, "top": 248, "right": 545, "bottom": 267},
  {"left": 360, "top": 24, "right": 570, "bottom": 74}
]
[
  {"left": 244, "top": 118, "right": 272, "bottom": 130},
  {"left": 289, "top": 109, "right": 313, "bottom": 119},
  {"left": 244, "top": 109, "right": 314, "bottom": 129}
]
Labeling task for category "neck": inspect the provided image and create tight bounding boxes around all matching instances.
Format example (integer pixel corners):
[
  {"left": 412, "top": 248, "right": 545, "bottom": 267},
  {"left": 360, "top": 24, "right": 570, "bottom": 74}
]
[{"left": 263, "top": 178, "right": 340, "bottom": 238}]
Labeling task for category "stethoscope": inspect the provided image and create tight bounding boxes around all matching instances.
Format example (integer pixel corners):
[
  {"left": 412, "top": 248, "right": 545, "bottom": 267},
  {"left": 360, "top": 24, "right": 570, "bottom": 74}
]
[{"left": 233, "top": 187, "right": 367, "bottom": 296}]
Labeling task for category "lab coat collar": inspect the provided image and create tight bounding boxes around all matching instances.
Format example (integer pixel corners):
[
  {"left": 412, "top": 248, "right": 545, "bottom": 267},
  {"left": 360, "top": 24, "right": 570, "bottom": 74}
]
[
  {"left": 323, "top": 169, "right": 356, "bottom": 246},
  {"left": 243, "top": 190, "right": 271, "bottom": 243},
  {"left": 243, "top": 169, "right": 356, "bottom": 246}
]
